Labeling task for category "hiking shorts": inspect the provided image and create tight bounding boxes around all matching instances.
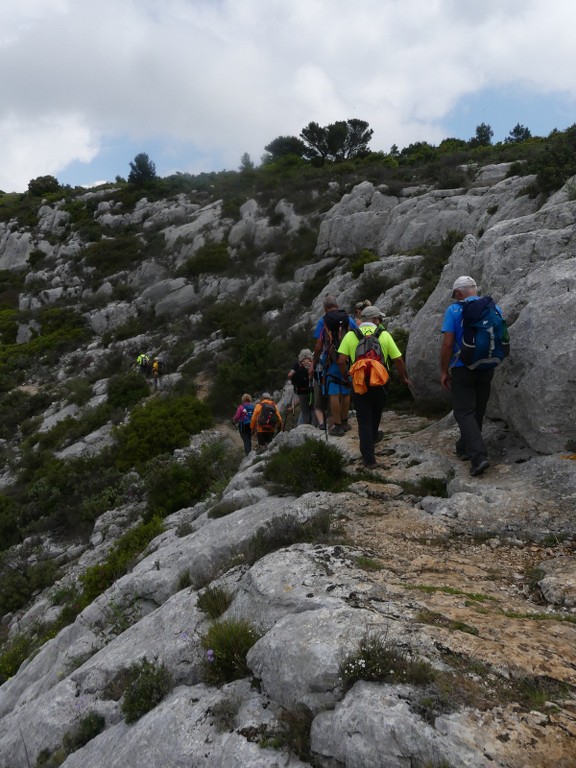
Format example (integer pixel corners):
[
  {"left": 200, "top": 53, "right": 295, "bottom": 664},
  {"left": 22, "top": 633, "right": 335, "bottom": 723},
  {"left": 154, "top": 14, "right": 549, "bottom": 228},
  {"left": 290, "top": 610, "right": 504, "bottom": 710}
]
[{"left": 323, "top": 362, "right": 351, "bottom": 397}]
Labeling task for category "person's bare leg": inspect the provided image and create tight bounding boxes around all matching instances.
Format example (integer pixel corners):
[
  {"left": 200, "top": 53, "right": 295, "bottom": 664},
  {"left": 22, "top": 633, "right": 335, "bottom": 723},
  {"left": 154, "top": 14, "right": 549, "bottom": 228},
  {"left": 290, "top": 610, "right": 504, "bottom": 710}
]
[{"left": 330, "top": 394, "right": 342, "bottom": 425}]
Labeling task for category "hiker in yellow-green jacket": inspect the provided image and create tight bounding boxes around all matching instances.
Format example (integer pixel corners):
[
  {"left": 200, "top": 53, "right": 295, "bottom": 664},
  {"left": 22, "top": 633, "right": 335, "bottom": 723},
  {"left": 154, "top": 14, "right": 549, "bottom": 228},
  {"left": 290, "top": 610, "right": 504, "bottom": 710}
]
[{"left": 337, "top": 306, "right": 410, "bottom": 469}]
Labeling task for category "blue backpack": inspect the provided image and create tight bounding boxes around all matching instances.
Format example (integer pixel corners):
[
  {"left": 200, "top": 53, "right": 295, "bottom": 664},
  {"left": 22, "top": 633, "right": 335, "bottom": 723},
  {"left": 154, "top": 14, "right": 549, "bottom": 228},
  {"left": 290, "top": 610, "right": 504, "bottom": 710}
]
[
  {"left": 239, "top": 402, "right": 255, "bottom": 431},
  {"left": 459, "top": 296, "right": 510, "bottom": 370}
]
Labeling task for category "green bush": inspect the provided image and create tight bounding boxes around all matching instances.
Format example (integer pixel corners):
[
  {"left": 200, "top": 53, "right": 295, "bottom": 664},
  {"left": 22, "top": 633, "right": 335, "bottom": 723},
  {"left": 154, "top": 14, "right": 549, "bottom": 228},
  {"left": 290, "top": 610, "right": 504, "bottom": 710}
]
[
  {"left": 121, "top": 658, "right": 173, "bottom": 723},
  {"left": 339, "top": 630, "right": 436, "bottom": 693},
  {"left": 200, "top": 618, "right": 261, "bottom": 685},
  {"left": 0, "top": 633, "right": 35, "bottom": 685},
  {"left": 114, "top": 395, "right": 212, "bottom": 471},
  {"left": 79, "top": 516, "right": 164, "bottom": 604},
  {"left": 0, "top": 307, "right": 91, "bottom": 371},
  {"left": 33, "top": 402, "right": 114, "bottom": 452},
  {"left": 63, "top": 198, "right": 102, "bottom": 242},
  {"left": 0, "top": 555, "right": 61, "bottom": 615},
  {"left": 0, "top": 308, "right": 18, "bottom": 344},
  {"left": 0, "top": 496, "right": 21, "bottom": 551},
  {"left": 514, "top": 124, "right": 576, "bottom": 197},
  {"left": 107, "top": 370, "right": 150, "bottom": 409},
  {"left": 83, "top": 234, "right": 143, "bottom": 280},
  {"left": 350, "top": 248, "right": 379, "bottom": 278},
  {"left": 263, "top": 439, "right": 349, "bottom": 495},
  {"left": 20, "top": 452, "right": 124, "bottom": 536},
  {"left": 177, "top": 241, "right": 231, "bottom": 278},
  {"left": 62, "top": 711, "right": 106, "bottom": 754},
  {"left": 245, "top": 511, "right": 332, "bottom": 564},
  {"left": 144, "top": 442, "right": 241, "bottom": 519},
  {"left": 63, "top": 377, "right": 93, "bottom": 406},
  {"left": 197, "top": 585, "right": 233, "bottom": 619}
]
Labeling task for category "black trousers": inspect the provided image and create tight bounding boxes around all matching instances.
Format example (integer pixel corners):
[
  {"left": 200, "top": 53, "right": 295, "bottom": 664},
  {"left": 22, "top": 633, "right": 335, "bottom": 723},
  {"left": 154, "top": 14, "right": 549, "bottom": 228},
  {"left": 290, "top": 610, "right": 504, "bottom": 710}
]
[
  {"left": 238, "top": 426, "right": 252, "bottom": 455},
  {"left": 451, "top": 366, "right": 494, "bottom": 463},
  {"left": 256, "top": 431, "right": 275, "bottom": 447},
  {"left": 353, "top": 386, "right": 388, "bottom": 465}
]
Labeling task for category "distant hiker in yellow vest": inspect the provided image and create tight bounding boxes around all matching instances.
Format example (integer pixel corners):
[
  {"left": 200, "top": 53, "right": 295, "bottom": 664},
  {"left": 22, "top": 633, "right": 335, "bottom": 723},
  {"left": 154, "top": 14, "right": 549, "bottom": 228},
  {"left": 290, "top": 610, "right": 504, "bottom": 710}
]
[{"left": 137, "top": 353, "right": 150, "bottom": 376}]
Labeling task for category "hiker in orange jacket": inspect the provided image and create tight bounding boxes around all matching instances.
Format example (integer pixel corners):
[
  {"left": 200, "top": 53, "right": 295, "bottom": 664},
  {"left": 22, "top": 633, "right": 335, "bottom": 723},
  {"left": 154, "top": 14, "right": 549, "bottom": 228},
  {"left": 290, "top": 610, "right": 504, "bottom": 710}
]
[{"left": 250, "top": 393, "right": 282, "bottom": 448}]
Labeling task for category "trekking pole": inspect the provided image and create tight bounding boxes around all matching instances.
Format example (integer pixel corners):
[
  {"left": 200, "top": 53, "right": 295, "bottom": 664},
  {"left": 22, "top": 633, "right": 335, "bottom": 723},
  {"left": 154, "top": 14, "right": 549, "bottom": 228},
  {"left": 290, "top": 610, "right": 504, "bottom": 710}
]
[{"left": 322, "top": 384, "right": 329, "bottom": 443}]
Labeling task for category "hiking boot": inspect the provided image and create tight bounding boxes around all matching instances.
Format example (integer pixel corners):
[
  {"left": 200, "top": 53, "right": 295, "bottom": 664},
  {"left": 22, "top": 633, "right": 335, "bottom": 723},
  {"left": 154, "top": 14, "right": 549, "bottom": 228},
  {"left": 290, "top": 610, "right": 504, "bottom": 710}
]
[
  {"left": 374, "top": 430, "right": 385, "bottom": 444},
  {"left": 364, "top": 461, "right": 378, "bottom": 470},
  {"left": 329, "top": 425, "right": 346, "bottom": 437},
  {"left": 470, "top": 459, "right": 490, "bottom": 477},
  {"left": 317, "top": 423, "right": 326, "bottom": 431},
  {"left": 341, "top": 421, "right": 352, "bottom": 432}
]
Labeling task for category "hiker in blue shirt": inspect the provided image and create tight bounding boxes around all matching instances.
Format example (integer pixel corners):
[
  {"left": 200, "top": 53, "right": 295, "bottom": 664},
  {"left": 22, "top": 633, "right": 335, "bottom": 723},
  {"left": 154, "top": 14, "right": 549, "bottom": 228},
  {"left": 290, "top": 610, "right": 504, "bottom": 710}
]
[
  {"left": 312, "top": 296, "right": 358, "bottom": 435},
  {"left": 440, "top": 275, "right": 503, "bottom": 477}
]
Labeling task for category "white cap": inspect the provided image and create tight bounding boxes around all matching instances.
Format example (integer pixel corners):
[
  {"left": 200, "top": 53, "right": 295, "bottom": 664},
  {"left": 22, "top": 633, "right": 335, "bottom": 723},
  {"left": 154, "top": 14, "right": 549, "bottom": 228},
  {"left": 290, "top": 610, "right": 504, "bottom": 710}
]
[{"left": 452, "top": 275, "right": 477, "bottom": 296}]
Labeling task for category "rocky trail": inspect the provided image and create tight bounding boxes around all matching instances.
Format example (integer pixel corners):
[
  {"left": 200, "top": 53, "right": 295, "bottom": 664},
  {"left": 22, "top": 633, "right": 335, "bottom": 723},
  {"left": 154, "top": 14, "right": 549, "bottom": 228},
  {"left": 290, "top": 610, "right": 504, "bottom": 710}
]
[{"left": 316, "top": 409, "right": 576, "bottom": 766}]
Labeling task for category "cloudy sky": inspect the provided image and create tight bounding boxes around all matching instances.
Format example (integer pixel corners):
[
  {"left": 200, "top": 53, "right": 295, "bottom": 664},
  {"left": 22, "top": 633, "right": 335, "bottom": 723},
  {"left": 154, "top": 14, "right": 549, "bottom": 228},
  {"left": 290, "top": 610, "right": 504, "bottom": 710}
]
[{"left": 1, "top": 0, "right": 575, "bottom": 192}]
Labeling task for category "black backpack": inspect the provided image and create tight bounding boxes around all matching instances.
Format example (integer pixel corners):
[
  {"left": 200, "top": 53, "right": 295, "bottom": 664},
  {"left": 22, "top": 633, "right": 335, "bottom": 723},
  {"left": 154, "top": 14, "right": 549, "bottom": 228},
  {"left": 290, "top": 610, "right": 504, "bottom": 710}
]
[
  {"left": 322, "top": 309, "right": 350, "bottom": 364},
  {"left": 257, "top": 401, "right": 279, "bottom": 431}
]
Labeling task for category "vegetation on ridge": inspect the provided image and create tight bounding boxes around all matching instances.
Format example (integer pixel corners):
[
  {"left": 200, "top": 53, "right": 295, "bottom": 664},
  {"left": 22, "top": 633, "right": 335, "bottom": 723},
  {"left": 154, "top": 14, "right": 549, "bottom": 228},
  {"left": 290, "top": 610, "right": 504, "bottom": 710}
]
[{"left": 0, "top": 114, "right": 575, "bottom": 732}]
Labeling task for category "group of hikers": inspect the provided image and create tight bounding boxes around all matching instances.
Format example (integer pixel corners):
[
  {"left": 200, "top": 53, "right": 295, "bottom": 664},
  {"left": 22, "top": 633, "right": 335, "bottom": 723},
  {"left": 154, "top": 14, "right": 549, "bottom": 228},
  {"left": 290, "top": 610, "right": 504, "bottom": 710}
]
[
  {"left": 234, "top": 276, "right": 509, "bottom": 478},
  {"left": 136, "top": 353, "right": 166, "bottom": 390}
]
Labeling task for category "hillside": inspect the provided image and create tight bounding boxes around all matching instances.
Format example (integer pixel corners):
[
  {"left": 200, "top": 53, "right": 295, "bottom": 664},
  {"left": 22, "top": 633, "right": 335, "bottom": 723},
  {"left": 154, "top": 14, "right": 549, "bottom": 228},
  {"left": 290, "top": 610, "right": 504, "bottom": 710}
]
[{"left": 0, "top": 144, "right": 575, "bottom": 767}]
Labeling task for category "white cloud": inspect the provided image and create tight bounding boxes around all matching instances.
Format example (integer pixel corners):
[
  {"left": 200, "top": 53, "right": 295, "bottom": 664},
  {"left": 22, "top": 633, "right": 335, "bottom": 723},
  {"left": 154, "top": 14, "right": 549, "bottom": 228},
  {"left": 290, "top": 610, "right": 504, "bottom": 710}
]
[
  {"left": 0, "top": 113, "right": 98, "bottom": 192},
  {"left": 0, "top": 0, "right": 575, "bottom": 190}
]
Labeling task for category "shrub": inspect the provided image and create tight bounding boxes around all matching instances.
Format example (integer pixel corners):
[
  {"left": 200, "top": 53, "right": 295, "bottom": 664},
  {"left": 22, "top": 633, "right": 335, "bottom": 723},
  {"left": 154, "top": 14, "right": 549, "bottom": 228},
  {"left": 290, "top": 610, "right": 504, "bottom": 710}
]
[
  {"left": 63, "top": 377, "right": 93, "bottom": 406},
  {"left": 20, "top": 452, "right": 124, "bottom": 536},
  {"left": 339, "top": 630, "right": 436, "bottom": 693},
  {"left": 62, "top": 711, "right": 106, "bottom": 753},
  {"left": 178, "top": 241, "right": 231, "bottom": 278},
  {"left": 197, "top": 585, "right": 233, "bottom": 619},
  {"left": 350, "top": 248, "right": 379, "bottom": 278},
  {"left": 0, "top": 633, "right": 35, "bottom": 684},
  {"left": 263, "top": 439, "right": 349, "bottom": 495},
  {"left": 0, "top": 307, "right": 91, "bottom": 372},
  {"left": 79, "top": 516, "right": 164, "bottom": 604},
  {"left": 0, "top": 308, "right": 18, "bottom": 344},
  {"left": 0, "top": 551, "right": 61, "bottom": 616},
  {"left": 83, "top": 234, "right": 143, "bottom": 280},
  {"left": 0, "top": 496, "right": 21, "bottom": 552},
  {"left": 107, "top": 370, "right": 150, "bottom": 409},
  {"left": 200, "top": 618, "right": 261, "bottom": 685},
  {"left": 114, "top": 394, "right": 212, "bottom": 471},
  {"left": 28, "top": 175, "right": 60, "bottom": 195},
  {"left": 121, "top": 658, "right": 173, "bottom": 723},
  {"left": 33, "top": 402, "right": 115, "bottom": 453},
  {"left": 245, "top": 510, "right": 332, "bottom": 563},
  {"left": 144, "top": 442, "right": 242, "bottom": 519}
]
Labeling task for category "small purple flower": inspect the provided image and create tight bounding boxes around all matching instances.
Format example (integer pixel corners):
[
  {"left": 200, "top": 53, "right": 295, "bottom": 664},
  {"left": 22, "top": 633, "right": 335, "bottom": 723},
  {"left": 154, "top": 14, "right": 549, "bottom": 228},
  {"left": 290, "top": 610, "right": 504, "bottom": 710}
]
[{"left": 206, "top": 649, "right": 215, "bottom": 663}]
